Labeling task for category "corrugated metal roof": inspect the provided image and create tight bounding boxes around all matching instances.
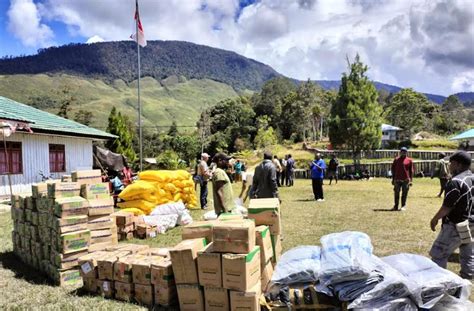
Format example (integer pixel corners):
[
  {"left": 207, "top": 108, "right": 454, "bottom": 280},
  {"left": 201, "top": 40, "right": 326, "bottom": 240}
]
[
  {"left": 382, "top": 123, "right": 402, "bottom": 131},
  {"left": 0, "top": 96, "right": 116, "bottom": 139},
  {"left": 450, "top": 128, "right": 474, "bottom": 141}
]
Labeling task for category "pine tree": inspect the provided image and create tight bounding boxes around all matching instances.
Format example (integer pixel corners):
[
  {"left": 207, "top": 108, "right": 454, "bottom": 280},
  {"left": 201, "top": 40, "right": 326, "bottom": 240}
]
[
  {"left": 106, "top": 107, "right": 137, "bottom": 162},
  {"left": 329, "top": 55, "right": 382, "bottom": 164}
]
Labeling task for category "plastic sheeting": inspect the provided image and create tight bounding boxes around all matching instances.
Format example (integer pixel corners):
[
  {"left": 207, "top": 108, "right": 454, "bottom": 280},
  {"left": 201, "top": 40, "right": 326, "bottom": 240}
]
[
  {"left": 382, "top": 253, "right": 472, "bottom": 309},
  {"left": 353, "top": 297, "right": 418, "bottom": 311},
  {"left": 150, "top": 201, "right": 193, "bottom": 226},
  {"left": 268, "top": 246, "right": 321, "bottom": 294},
  {"left": 142, "top": 214, "right": 179, "bottom": 234},
  {"left": 431, "top": 294, "right": 474, "bottom": 311}
]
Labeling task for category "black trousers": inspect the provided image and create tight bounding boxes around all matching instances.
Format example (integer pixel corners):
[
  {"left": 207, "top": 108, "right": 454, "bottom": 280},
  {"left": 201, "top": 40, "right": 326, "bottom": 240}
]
[
  {"left": 394, "top": 180, "right": 410, "bottom": 208},
  {"left": 312, "top": 178, "right": 324, "bottom": 200}
]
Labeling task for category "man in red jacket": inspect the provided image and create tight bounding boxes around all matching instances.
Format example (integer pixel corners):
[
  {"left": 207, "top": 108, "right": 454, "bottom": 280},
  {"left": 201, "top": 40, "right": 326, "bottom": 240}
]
[{"left": 391, "top": 147, "right": 414, "bottom": 211}]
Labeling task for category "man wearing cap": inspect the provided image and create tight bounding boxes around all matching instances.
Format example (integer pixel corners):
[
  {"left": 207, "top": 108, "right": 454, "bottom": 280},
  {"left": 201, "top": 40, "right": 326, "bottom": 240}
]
[
  {"left": 430, "top": 151, "right": 473, "bottom": 279},
  {"left": 391, "top": 147, "right": 414, "bottom": 211},
  {"left": 197, "top": 153, "right": 211, "bottom": 209},
  {"left": 431, "top": 152, "right": 450, "bottom": 197},
  {"left": 211, "top": 153, "right": 235, "bottom": 215},
  {"left": 252, "top": 151, "right": 279, "bottom": 199}
]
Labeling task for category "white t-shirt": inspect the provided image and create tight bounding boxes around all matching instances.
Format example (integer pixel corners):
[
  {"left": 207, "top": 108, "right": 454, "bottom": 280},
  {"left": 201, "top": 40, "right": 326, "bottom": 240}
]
[{"left": 242, "top": 172, "right": 254, "bottom": 186}]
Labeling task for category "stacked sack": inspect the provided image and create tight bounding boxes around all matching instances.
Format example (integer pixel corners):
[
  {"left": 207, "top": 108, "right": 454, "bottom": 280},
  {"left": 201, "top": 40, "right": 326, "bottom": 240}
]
[{"left": 118, "top": 170, "right": 198, "bottom": 215}]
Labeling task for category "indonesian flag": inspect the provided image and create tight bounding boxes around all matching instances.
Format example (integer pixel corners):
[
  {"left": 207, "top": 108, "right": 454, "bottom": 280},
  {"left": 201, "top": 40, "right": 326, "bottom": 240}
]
[{"left": 131, "top": 0, "right": 146, "bottom": 47}]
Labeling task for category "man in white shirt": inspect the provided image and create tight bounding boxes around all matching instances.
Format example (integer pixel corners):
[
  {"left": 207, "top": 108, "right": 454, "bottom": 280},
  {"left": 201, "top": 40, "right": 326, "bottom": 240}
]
[
  {"left": 197, "top": 153, "right": 212, "bottom": 209},
  {"left": 239, "top": 170, "right": 254, "bottom": 203}
]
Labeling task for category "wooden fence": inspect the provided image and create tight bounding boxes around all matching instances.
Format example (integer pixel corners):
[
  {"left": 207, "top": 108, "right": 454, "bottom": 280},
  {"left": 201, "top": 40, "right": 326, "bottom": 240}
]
[{"left": 319, "top": 149, "right": 474, "bottom": 160}]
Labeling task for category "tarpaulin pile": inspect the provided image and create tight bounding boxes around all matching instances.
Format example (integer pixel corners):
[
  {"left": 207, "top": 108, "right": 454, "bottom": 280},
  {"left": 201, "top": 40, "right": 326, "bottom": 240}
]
[
  {"left": 266, "top": 231, "right": 472, "bottom": 310},
  {"left": 117, "top": 170, "right": 198, "bottom": 215}
]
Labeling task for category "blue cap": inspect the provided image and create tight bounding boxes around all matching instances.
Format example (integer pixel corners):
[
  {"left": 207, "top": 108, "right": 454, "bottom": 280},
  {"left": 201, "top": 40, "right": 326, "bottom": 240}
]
[{"left": 400, "top": 147, "right": 408, "bottom": 152}]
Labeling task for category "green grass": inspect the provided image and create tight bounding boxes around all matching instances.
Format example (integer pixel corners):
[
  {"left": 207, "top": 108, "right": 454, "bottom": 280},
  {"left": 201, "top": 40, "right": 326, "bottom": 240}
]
[{"left": 0, "top": 178, "right": 471, "bottom": 308}]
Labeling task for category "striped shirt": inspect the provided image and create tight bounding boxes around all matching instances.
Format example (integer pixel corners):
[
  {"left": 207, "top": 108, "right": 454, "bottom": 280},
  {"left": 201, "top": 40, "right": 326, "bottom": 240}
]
[{"left": 443, "top": 170, "right": 474, "bottom": 224}]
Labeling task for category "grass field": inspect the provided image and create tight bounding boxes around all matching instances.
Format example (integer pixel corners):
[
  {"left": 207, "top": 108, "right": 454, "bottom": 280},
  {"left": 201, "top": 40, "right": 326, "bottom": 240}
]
[{"left": 0, "top": 178, "right": 471, "bottom": 309}]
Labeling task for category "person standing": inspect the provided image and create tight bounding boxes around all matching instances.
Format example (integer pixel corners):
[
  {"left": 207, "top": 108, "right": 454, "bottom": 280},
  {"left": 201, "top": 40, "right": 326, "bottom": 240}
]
[
  {"left": 197, "top": 153, "right": 212, "bottom": 209},
  {"left": 211, "top": 153, "right": 235, "bottom": 215},
  {"left": 234, "top": 159, "right": 243, "bottom": 182},
  {"left": 286, "top": 154, "right": 295, "bottom": 187},
  {"left": 310, "top": 153, "right": 326, "bottom": 201},
  {"left": 273, "top": 155, "right": 282, "bottom": 187},
  {"left": 391, "top": 147, "right": 414, "bottom": 211},
  {"left": 239, "top": 170, "right": 254, "bottom": 203},
  {"left": 431, "top": 152, "right": 450, "bottom": 198},
  {"left": 430, "top": 151, "right": 473, "bottom": 279},
  {"left": 280, "top": 155, "right": 288, "bottom": 187},
  {"left": 327, "top": 154, "right": 339, "bottom": 185},
  {"left": 252, "top": 151, "right": 279, "bottom": 199}
]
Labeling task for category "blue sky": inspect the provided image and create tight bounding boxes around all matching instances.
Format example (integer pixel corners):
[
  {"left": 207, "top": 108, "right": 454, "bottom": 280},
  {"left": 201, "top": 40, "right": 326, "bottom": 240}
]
[{"left": 0, "top": 0, "right": 473, "bottom": 95}]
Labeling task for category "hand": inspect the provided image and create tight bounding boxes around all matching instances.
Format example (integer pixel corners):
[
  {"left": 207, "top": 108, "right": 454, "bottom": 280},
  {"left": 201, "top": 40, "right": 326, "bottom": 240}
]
[{"left": 430, "top": 218, "right": 438, "bottom": 232}]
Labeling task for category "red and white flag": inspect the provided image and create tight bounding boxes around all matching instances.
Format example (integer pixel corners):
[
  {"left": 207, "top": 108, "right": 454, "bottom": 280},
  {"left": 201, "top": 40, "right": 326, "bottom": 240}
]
[{"left": 130, "top": 0, "right": 146, "bottom": 47}]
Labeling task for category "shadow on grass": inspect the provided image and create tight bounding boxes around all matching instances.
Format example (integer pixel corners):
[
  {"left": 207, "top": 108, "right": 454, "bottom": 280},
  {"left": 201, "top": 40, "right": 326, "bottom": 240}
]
[
  {"left": 0, "top": 251, "right": 53, "bottom": 286},
  {"left": 294, "top": 198, "right": 316, "bottom": 202},
  {"left": 372, "top": 208, "right": 398, "bottom": 212}
]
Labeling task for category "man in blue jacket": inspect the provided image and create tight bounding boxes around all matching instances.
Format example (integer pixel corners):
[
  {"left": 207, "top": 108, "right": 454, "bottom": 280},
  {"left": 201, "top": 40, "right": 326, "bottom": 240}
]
[{"left": 310, "top": 153, "right": 326, "bottom": 201}]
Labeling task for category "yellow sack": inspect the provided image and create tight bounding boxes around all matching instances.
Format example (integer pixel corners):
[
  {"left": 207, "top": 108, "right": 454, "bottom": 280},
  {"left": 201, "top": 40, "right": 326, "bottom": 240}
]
[
  {"left": 139, "top": 170, "right": 170, "bottom": 183},
  {"left": 117, "top": 199, "right": 156, "bottom": 214},
  {"left": 164, "top": 183, "right": 178, "bottom": 194},
  {"left": 119, "top": 207, "right": 145, "bottom": 216},
  {"left": 119, "top": 180, "right": 156, "bottom": 200}
]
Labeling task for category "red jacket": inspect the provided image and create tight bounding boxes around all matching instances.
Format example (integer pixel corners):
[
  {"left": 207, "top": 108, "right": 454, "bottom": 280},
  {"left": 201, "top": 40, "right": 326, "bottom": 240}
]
[{"left": 392, "top": 156, "right": 414, "bottom": 181}]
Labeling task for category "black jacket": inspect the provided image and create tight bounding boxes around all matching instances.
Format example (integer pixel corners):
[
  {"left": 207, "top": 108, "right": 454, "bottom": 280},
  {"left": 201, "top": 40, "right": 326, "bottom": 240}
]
[{"left": 252, "top": 159, "right": 279, "bottom": 198}]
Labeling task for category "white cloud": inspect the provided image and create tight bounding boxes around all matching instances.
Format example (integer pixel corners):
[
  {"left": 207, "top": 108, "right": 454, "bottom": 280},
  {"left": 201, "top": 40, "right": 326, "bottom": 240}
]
[
  {"left": 6, "top": 0, "right": 474, "bottom": 95},
  {"left": 452, "top": 71, "right": 474, "bottom": 93},
  {"left": 7, "top": 0, "right": 54, "bottom": 47},
  {"left": 86, "top": 35, "right": 105, "bottom": 44}
]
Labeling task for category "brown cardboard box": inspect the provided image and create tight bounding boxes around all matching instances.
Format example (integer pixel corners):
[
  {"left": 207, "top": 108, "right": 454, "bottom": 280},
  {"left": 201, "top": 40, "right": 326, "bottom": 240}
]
[
  {"left": 144, "top": 247, "right": 170, "bottom": 258},
  {"left": 132, "top": 255, "right": 164, "bottom": 285},
  {"left": 113, "top": 255, "right": 135, "bottom": 283},
  {"left": 261, "top": 260, "right": 274, "bottom": 292},
  {"left": 115, "top": 281, "right": 134, "bottom": 302},
  {"left": 88, "top": 240, "right": 118, "bottom": 252},
  {"left": 88, "top": 198, "right": 114, "bottom": 216},
  {"left": 54, "top": 197, "right": 88, "bottom": 218},
  {"left": 90, "top": 227, "right": 117, "bottom": 244},
  {"left": 151, "top": 259, "right": 175, "bottom": 287},
  {"left": 119, "top": 232, "right": 134, "bottom": 241},
  {"left": 177, "top": 284, "right": 204, "bottom": 311},
  {"left": 135, "top": 224, "right": 158, "bottom": 239},
  {"left": 182, "top": 221, "right": 217, "bottom": 242},
  {"left": 48, "top": 182, "right": 81, "bottom": 199},
  {"left": 118, "top": 223, "right": 135, "bottom": 234},
  {"left": 61, "top": 175, "right": 72, "bottom": 182},
  {"left": 255, "top": 225, "right": 273, "bottom": 267},
  {"left": 229, "top": 282, "right": 261, "bottom": 311},
  {"left": 170, "top": 238, "right": 207, "bottom": 285},
  {"left": 222, "top": 246, "right": 261, "bottom": 291},
  {"left": 52, "top": 249, "right": 88, "bottom": 270},
  {"left": 270, "top": 234, "right": 282, "bottom": 263},
  {"left": 54, "top": 219, "right": 89, "bottom": 234},
  {"left": 72, "top": 170, "right": 102, "bottom": 185},
  {"left": 204, "top": 287, "right": 229, "bottom": 311},
  {"left": 113, "top": 211, "right": 135, "bottom": 226},
  {"left": 248, "top": 198, "right": 281, "bottom": 235},
  {"left": 82, "top": 277, "right": 97, "bottom": 293},
  {"left": 53, "top": 268, "right": 83, "bottom": 287},
  {"left": 81, "top": 183, "right": 110, "bottom": 200},
  {"left": 53, "top": 215, "right": 88, "bottom": 230},
  {"left": 57, "top": 229, "right": 90, "bottom": 254},
  {"left": 134, "top": 283, "right": 154, "bottom": 306},
  {"left": 32, "top": 182, "right": 49, "bottom": 198},
  {"left": 88, "top": 215, "right": 114, "bottom": 230},
  {"left": 78, "top": 251, "right": 108, "bottom": 278},
  {"left": 154, "top": 284, "right": 178, "bottom": 307},
  {"left": 98, "top": 250, "right": 131, "bottom": 280},
  {"left": 197, "top": 243, "right": 222, "bottom": 287},
  {"left": 97, "top": 279, "right": 114, "bottom": 298},
  {"left": 217, "top": 213, "right": 244, "bottom": 221},
  {"left": 114, "top": 243, "right": 149, "bottom": 254},
  {"left": 213, "top": 220, "right": 256, "bottom": 254}
]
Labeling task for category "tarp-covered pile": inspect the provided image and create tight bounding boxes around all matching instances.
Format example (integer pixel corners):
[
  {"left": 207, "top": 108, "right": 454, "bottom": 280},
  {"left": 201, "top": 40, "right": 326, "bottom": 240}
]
[
  {"left": 118, "top": 170, "right": 198, "bottom": 215},
  {"left": 266, "top": 231, "right": 472, "bottom": 310}
]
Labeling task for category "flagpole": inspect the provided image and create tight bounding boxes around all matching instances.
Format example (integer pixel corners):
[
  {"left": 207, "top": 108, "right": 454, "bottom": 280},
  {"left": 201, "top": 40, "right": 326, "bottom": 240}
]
[{"left": 136, "top": 0, "right": 143, "bottom": 171}]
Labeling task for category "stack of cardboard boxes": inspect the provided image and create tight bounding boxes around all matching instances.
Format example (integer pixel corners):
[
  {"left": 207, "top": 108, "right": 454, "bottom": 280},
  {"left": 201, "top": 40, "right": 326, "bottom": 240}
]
[{"left": 113, "top": 211, "right": 159, "bottom": 240}]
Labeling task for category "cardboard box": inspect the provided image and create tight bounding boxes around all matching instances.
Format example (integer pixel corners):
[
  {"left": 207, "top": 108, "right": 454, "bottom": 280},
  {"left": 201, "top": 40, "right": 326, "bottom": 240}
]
[
  {"left": 54, "top": 197, "right": 88, "bottom": 218},
  {"left": 25, "top": 196, "right": 35, "bottom": 210},
  {"left": 36, "top": 197, "right": 54, "bottom": 212},
  {"left": 52, "top": 249, "right": 88, "bottom": 270},
  {"left": 72, "top": 170, "right": 102, "bottom": 182},
  {"left": 229, "top": 282, "right": 261, "bottom": 311},
  {"left": 113, "top": 211, "right": 135, "bottom": 226},
  {"left": 48, "top": 182, "right": 81, "bottom": 199},
  {"left": 135, "top": 224, "right": 158, "bottom": 239},
  {"left": 31, "top": 211, "right": 39, "bottom": 226},
  {"left": 88, "top": 240, "right": 118, "bottom": 252},
  {"left": 113, "top": 255, "right": 135, "bottom": 283},
  {"left": 62, "top": 175, "right": 72, "bottom": 182},
  {"left": 151, "top": 259, "right": 175, "bottom": 287},
  {"left": 81, "top": 183, "right": 110, "bottom": 200},
  {"left": 90, "top": 227, "right": 117, "bottom": 244},
  {"left": 170, "top": 238, "right": 207, "bottom": 285},
  {"left": 88, "top": 198, "right": 114, "bottom": 216},
  {"left": 57, "top": 229, "right": 90, "bottom": 254},
  {"left": 255, "top": 225, "right": 273, "bottom": 267},
  {"left": 197, "top": 243, "right": 222, "bottom": 287},
  {"left": 82, "top": 277, "right": 98, "bottom": 293},
  {"left": 270, "top": 234, "right": 282, "bottom": 263},
  {"left": 213, "top": 220, "right": 256, "bottom": 254},
  {"left": 98, "top": 250, "right": 131, "bottom": 280},
  {"left": 53, "top": 215, "right": 88, "bottom": 234},
  {"left": 88, "top": 215, "right": 114, "bottom": 230},
  {"left": 222, "top": 246, "right": 261, "bottom": 291},
  {"left": 78, "top": 251, "right": 108, "bottom": 278},
  {"left": 119, "top": 232, "right": 134, "bottom": 241},
  {"left": 217, "top": 213, "right": 244, "bottom": 222},
  {"left": 97, "top": 280, "right": 114, "bottom": 298},
  {"left": 115, "top": 281, "right": 134, "bottom": 302},
  {"left": 154, "top": 284, "right": 178, "bottom": 307},
  {"left": 132, "top": 255, "right": 163, "bottom": 285},
  {"left": 145, "top": 247, "right": 170, "bottom": 258},
  {"left": 32, "top": 182, "right": 58, "bottom": 198},
  {"left": 53, "top": 268, "right": 83, "bottom": 287},
  {"left": 182, "top": 221, "right": 217, "bottom": 242},
  {"left": 134, "top": 284, "right": 154, "bottom": 306},
  {"left": 177, "top": 284, "right": 204, "bottom": 311},
  {"left": 204, "top": 287, "right": 229, "bottom": 311},
  {"left": 113, "top": 243, "right": 149, "bottom": 254},
  {"left": 118, "top": 223, "right": 135, "bottom": 234},
  {"left": 261, "top": 260, "right": 274, "bottom": 292},
  {"left": 248, "top": 198, "right": 281, "bottom": 235}
]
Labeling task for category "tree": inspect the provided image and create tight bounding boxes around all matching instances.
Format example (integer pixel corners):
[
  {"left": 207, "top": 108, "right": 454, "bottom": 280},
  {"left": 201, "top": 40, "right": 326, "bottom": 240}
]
[
  {"left": 74, "top": 109, "right": 93, "bottom": 126},
  {"left": 434, "top": 95, "right": 466, "bottom": 134},
  {"left": 384, "top": 88, "right": 430, "bottom": 138},
  {"left": 254, "top": 116, "right": 277, "bottom": 149},
  {"left": 329, "top": 55, "right": 382, "bottom": 163},
  {"left": 106, "top": 107, "right": 137, "bottom": 162},
  {"left": 56, "top": 84, "right": 76, "bottom": 119},
  {"left": 167, "top": 121, "right": 178, "bottom": 137}
]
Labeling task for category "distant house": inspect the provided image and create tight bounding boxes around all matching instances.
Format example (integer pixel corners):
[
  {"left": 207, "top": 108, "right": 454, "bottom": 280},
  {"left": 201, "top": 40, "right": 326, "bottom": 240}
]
[
  {"left": 381, "top": 123, "right": 402, "bottom": 147},
  {"left": 0, "top": 96, "right": 115, "bottom": 196},
  {"left": 450, "top": 128, "right": 474, "bottom": 150}
]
